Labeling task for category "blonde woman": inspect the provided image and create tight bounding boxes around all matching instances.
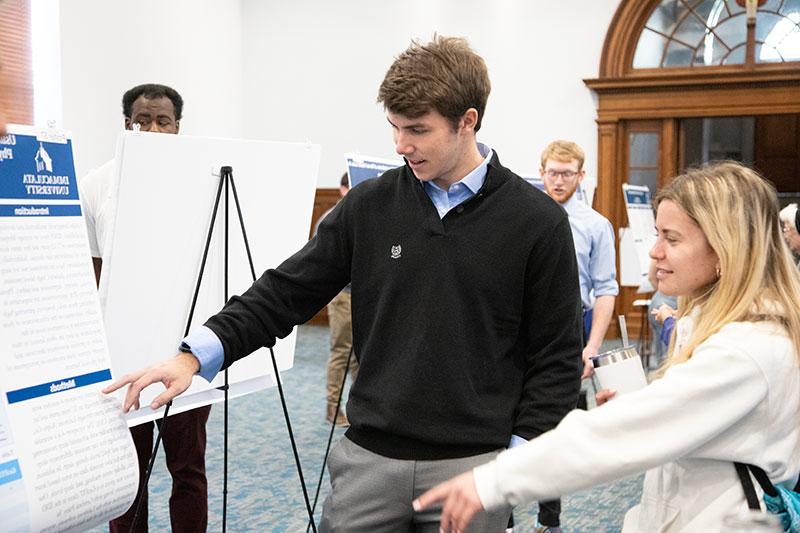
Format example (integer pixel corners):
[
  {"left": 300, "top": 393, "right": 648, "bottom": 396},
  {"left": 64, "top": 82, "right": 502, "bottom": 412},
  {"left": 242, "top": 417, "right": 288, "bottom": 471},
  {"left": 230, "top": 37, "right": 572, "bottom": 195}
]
[{"left": 416, "top": 162, "right": 800, "bottom": 532}]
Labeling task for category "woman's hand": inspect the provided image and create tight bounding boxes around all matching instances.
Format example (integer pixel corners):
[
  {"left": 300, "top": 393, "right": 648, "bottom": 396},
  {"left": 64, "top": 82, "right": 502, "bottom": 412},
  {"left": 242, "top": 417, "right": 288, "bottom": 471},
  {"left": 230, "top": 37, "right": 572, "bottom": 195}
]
[
  {"left": 595, "top": 389, "right": 617, "bottom": 406},
  {"left": 413, "top": 471, "right": 483, "bottom": 533}
]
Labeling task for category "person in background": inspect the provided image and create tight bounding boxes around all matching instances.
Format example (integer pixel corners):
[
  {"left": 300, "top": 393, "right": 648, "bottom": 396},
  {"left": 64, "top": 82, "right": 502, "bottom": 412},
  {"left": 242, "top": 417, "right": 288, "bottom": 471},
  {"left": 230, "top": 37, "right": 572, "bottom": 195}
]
[
  {"left": 538, "top": 140, "right": 616, "bottom": 532},
  {"left": 780, "top": 203, "right": 800, "bottom": 267},
  {"left": 651, "top": 301, "right": 677, "bottom": 349},
  {"left": 104, "top": 36, "right": 583, "bottom": 531},
  {"left": 647, "top": 259, "right": 677, "bottom": 360},
  {"left": 80, "top": 83, "right": 210, "bottom": 533},
  {"left": 416, "top": 161, "right": 800, "bottom": 532},
  {"left": 315, "top": 173, "right": 359, "bottom": 426},
  {"left": 540, "top": 140, "right": 619, "bottom": 380}
]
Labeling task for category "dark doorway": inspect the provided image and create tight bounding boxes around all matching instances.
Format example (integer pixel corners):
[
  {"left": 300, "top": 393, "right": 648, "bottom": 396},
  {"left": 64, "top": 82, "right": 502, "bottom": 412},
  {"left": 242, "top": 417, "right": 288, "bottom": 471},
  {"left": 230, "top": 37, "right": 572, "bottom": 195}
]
[{"left": 681, "top": 114, "right": 800, "bottom": 206}]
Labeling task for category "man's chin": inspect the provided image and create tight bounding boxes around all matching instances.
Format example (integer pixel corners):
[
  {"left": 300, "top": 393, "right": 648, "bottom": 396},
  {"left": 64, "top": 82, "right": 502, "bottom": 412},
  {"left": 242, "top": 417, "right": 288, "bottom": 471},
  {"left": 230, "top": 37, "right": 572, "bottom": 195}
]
[
  {"left": 556, "top": 191, "right": 576, "bottom": 204},
  {"left": 413, "top": 171, "right": 432, "bottom": 182}
]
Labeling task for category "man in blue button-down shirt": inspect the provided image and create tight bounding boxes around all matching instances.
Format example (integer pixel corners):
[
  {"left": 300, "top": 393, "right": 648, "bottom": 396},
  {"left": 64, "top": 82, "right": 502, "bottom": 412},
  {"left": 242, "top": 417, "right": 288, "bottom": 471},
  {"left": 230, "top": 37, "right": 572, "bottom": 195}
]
[
  {"left": 541, "top": 141, "right": 619, "bottom": 373},
  {"left": 537, "top": 140, "right": 618, "bottom": 533}
]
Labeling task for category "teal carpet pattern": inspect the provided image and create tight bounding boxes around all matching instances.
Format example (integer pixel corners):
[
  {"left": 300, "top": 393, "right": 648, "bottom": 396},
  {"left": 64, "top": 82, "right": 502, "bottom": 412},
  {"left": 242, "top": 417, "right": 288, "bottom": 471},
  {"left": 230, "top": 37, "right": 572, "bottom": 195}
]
[{"left": 90, "top": 327, "right": 642, "bottom": 532}]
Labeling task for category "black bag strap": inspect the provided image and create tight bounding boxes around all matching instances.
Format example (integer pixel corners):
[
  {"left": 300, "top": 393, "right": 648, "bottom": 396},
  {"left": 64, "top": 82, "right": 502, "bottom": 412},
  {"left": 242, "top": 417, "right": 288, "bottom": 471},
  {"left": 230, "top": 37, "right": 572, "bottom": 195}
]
[
  {"left": 735, "top": 462, "right": 763, "bottom": 510},
  {"left": 748, "top": 464, "right": 779, "bottom": 498},
  {"left": 735, "top": 461, "right": 782, "bottom": 508}
]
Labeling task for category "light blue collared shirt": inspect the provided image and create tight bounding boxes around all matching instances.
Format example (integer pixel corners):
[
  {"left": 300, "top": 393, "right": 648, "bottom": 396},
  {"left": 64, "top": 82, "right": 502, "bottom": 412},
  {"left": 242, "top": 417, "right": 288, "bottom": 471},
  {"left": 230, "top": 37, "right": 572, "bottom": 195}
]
[
  {"left": 561, "top": 195, "right": 619, "bottom": 311},
  {"left": 422, "top": 142, "right": 493, "bottom": 218}
]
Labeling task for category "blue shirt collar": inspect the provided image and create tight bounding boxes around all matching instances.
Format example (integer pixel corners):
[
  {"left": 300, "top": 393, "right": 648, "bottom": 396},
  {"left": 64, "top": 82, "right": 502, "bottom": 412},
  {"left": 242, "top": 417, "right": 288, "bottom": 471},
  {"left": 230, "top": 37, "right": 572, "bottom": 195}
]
[{"left": 424, "top": 142, "right": 493, "bottom": 194}]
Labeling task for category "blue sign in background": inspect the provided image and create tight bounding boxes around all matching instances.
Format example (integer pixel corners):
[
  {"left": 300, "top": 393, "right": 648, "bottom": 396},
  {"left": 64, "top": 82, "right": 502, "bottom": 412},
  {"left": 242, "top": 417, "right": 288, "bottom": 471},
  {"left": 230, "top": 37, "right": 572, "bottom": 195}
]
[
  {"left": 625, "top": 188, "right": 651, "bottom": 205},
  {"left": 346, "top": 157, "right": 400, "bottom": 189},
  {"left": 0, "top": 132, "right": 78, "bottom": 201}
]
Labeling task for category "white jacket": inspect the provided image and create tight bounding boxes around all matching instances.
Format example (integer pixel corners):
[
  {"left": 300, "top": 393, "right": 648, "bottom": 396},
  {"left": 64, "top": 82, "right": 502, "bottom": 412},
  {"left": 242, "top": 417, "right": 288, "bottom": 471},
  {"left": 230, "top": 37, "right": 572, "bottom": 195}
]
[{"left": 474, "top": 318, "right": 800, "bottom": 532}]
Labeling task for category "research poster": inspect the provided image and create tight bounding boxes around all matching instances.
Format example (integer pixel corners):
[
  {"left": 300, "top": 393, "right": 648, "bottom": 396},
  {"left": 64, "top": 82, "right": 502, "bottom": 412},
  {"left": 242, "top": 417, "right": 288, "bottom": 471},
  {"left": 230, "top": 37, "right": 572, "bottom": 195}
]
[
  {"left": 344, "top": 153, "right": 401, "bottom": 188},
  {"left": 622, "top": 184, "right": 657, "bottom": 291},
  {"left": 0, "top": 126, "right": 138, "bottom": 532}
]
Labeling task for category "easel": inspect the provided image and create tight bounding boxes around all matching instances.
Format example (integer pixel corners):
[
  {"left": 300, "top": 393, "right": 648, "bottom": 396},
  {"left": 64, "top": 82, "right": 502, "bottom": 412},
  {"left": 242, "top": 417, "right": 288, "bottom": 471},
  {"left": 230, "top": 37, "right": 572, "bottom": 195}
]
[{"left": 129, "top": 166, "right": 317, "bottom": 532}]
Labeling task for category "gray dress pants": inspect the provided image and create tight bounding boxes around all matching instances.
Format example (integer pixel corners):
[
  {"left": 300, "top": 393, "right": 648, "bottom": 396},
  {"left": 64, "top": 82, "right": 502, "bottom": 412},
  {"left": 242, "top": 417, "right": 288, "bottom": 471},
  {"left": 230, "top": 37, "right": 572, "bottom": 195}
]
[{"left": 319, "top": 436, "right": 511, "bottom": 532}]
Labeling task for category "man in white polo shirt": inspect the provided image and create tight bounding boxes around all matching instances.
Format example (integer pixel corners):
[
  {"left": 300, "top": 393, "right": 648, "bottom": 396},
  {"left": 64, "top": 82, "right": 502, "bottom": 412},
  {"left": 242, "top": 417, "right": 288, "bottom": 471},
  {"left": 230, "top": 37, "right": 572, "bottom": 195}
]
[{"left": 80, "top": 83, "right": 210, "bottom": 533}]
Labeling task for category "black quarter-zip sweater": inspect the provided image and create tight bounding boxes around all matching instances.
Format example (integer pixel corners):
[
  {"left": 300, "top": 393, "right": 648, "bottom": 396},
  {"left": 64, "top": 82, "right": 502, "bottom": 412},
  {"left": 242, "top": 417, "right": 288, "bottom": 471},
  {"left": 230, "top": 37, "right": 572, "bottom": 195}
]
[{"left": 205, "top": 151, "right": 583, "bottom": 460}]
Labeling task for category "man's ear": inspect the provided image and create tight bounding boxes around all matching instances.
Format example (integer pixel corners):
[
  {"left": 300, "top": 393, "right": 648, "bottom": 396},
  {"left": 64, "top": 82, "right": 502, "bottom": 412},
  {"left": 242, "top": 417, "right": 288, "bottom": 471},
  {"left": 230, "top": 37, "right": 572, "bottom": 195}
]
[
  {"left": 124, "top": 117, "right": 132, "bottom": 130},
  {"left": 460, "top": 108, "right": 479, "bottom": 133},
  {"left": 175, "top": 120, "right": 181, "bottom": 134}
]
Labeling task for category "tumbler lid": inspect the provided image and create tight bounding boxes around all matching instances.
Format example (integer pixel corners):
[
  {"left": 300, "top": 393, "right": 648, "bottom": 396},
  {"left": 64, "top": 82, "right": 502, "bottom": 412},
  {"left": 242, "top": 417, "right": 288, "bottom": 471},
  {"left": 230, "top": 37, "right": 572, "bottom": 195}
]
[{"left": 591, "top": 346, "right": 639, "bottom": 368}]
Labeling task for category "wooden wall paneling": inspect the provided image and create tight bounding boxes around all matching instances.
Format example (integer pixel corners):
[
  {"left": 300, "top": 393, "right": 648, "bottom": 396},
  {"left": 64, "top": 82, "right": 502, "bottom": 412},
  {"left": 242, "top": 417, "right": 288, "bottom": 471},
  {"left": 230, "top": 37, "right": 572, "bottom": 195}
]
[
  {"left": 0, "top": 0, "right": 33, "bottom": 125},
  {"left": 305, "top": 188, "right": 341, "bottom": 325},
  {"left": 308, "top": 188, "right": 341, "bottom": 239},
  {"left": 595, "top": 120, "right": 624, "bottom": 338},
  {"left": 589, "top": 82, "right": 800, "bottom": 122},
  {"left": 594, "top": 121, "right": 619, "bottom": 220},
  {"left": 660, "top": 119, "right": 679, "bottom": 184}
]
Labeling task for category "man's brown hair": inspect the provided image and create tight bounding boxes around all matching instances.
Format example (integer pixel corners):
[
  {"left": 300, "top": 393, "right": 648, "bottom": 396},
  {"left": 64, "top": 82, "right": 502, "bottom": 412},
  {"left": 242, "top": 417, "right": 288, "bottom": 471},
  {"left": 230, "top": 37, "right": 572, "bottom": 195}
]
[{"left": 377, "top": 35, "right": 490, "bottom": 132}]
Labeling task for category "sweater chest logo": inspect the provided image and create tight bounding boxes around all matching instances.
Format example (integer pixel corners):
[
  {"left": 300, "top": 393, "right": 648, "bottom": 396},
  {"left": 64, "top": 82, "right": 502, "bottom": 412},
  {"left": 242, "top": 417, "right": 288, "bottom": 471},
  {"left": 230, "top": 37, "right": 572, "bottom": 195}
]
[{"left": 390, "top": 244, "right": 402, "bottom": 259}]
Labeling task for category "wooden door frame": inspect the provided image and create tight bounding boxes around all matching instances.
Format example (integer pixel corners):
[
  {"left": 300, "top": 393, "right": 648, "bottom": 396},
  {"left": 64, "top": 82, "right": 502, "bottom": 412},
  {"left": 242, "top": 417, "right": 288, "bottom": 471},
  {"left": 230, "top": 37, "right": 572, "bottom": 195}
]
[
  {"left": 584, "top": 0, "right": 800, "bottom": 337},
  {"left": 586, "top": 72, "right": 800, "bottom": 220}
]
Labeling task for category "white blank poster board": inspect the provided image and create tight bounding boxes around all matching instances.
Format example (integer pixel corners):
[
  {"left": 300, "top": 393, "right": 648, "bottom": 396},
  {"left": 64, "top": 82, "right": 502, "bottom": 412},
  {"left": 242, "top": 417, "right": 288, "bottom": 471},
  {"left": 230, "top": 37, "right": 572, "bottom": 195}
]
[{"left": 100, "top": 132, "right": 320, "bottom": 424}]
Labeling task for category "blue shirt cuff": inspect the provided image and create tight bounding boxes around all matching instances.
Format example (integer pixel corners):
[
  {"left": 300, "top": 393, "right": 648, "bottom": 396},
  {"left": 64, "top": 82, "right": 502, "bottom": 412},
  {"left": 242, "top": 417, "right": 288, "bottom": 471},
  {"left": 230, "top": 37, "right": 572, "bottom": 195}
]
[
  {"left": 181, "top": 326, "right": 224, "bottom": 382},
  {"left": 508, "top": 434, "right": 527, "bottom": 449},
  {"left": 660, "top": 316, "right": 676, "bottom": 347}
]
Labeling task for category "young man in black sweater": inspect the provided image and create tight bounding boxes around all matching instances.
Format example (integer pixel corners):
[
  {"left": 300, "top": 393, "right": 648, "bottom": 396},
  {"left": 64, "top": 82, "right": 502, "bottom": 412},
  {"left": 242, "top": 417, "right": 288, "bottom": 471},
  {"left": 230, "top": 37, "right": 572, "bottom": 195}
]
[{"left": 105, "top": 36, "right": 583, "bottom": 532}]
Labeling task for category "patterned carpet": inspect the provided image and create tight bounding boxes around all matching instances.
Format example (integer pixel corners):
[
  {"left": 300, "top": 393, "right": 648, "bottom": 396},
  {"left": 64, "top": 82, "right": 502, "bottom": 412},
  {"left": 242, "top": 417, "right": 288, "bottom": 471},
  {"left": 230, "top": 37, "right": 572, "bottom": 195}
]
[{"left": 89, "top": 326, "right": 642, "bottom": 532}]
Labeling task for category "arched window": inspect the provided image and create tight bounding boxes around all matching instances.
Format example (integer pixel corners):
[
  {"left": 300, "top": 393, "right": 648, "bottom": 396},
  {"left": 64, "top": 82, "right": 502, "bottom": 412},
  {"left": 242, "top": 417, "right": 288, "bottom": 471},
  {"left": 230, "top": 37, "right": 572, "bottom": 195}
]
[{"left": 634, "top": 0, "right": 800, "bottom": 68}]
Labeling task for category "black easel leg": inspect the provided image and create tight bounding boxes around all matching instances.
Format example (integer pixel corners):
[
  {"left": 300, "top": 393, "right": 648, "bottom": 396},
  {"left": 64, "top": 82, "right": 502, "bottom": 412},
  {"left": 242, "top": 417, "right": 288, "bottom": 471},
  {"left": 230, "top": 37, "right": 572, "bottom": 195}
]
[
  {"left": 222, "top": 167, "right": 231, "bottom": 533},
  {"left": 307, "top": 347, "right": 353, "bottom": 533},
  {"left": 129, "top": 402, "right": 172, "bottom": 533},
  {"left": 268, "top": 345, "right": 317, "bottom": 532},
  {"left": 229, "top": 172, "right": 316, "bottom": 530},
  {"left": 228, "top": 175, "right": 257, "bottom": 281},
  {"left": 222, "top": 369, "right": 229, "bottom": 532}
]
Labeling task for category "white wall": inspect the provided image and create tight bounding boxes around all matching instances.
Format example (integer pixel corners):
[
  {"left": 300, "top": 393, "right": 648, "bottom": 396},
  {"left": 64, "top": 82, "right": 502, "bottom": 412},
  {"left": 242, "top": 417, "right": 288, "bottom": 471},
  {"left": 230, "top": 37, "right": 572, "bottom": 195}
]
[
  {"left": 59, "top": 0, "right": 620, "bottom": 186},
  {"left": 241, "top": 0, "right": 620, "bottom": 187},
  {"left": 60, "top": 0, "right": 244, "bottom": 178}
]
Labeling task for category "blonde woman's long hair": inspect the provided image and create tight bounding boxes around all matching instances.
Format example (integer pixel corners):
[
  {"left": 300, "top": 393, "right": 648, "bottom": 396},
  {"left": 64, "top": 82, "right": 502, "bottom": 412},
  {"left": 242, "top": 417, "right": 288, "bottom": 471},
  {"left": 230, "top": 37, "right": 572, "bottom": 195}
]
[{"left": 657, "top": 161, "right": 800, "bottom": 370}]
